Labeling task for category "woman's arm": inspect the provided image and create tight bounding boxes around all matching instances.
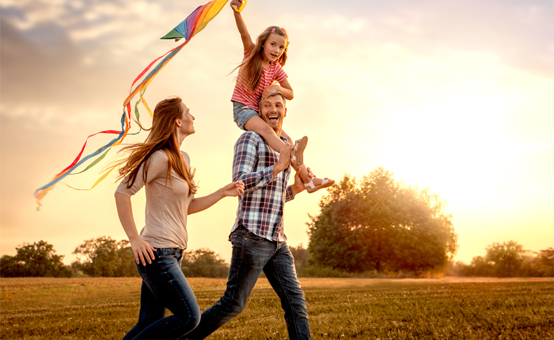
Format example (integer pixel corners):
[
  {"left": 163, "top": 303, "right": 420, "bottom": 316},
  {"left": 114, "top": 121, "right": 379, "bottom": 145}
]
[
  {"left": 114, "top": 192, "right": 156, "bottom": 265},
  {"left": 230, "top": 0, "right": 253, "bottom": 51},
  {"left": 188, "top": 181, "right": 245, "bottom": 215}
]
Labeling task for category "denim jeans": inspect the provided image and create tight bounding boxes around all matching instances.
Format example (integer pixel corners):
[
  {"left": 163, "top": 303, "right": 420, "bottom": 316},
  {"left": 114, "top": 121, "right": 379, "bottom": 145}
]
[
  {"left": 232, "top": 101, "right": 259, "bottom": 131},
  {"left": 182, "top": 226, "right": 311, "bottom": 340},
  {"left": 123, "top": 248, "right": 201, "bottom": 340}
]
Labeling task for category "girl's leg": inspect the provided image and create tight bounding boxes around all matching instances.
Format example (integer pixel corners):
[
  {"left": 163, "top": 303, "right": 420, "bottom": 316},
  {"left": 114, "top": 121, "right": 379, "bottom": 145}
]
[
  {"left": 281, "top": 130, "right": 307, "bottom": 166},
  {"left": 235, "top": 102, "right": 306, "bottom": 166},
  {"left": 244, "top": 116, "right": 288, "bottom": 152},
  {"left": 281, "top": 129, "right": 335, "bottom": 193},
  {"left": 243, "top": 114, "right": 334, "bottom": 192},
  {"left": 293, "top": 163, "right": 334, "bottom": 193},
  {"left": 245, "top": 117, "right": 308, "bottom": 167}
]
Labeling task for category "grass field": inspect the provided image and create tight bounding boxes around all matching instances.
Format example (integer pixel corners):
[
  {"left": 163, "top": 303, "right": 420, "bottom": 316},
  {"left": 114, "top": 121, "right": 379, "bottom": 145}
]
[{"left": 1, "top": 277, "right": 552, "bottom": 339}]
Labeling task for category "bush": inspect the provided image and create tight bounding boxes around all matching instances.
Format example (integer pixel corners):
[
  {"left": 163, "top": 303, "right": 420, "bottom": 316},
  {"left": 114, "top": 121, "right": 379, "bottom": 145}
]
[{"left": 302, "top": 265, "right": 351, "bottom": 278}]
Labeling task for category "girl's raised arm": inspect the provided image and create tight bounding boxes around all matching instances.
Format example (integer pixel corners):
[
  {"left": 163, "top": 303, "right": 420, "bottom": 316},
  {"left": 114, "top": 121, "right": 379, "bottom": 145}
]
[{"left": 230, "top": 0, "right": 253, "bottom": 52}]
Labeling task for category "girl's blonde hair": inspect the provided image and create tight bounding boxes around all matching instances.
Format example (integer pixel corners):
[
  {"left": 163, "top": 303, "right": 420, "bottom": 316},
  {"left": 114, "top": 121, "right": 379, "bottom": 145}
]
[
  {"left": 235, "top": 26, "right": 289, "bottom": 93},
  {"left": 117, "top": 97, "right": 197, "bottom": 195}
]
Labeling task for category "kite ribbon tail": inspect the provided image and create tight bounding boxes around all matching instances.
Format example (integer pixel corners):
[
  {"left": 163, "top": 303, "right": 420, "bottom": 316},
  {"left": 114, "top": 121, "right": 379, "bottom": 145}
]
[
  {"left": 122, "top": 39, "right": 190, "bottom": 111},
  {"left": 70, "top": 148, "right": 112, "bottom": 175},
  {"left": 34, "top": 112, "right": 128, "bottom": 207},
  {"left": 61, "top": 159, "right": 124, "bottom": 191}
]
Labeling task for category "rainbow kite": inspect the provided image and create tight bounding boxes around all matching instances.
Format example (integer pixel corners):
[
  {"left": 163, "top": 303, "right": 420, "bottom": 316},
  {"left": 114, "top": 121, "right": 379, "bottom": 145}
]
[{"left": 34, "top": 0, "right": 233, "bottom": 207}]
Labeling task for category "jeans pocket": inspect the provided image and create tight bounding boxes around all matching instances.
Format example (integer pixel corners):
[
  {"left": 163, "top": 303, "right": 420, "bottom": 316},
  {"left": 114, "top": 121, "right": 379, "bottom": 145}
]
[{"left": 244, "top": 230, "right": 264, "bottom": 244}]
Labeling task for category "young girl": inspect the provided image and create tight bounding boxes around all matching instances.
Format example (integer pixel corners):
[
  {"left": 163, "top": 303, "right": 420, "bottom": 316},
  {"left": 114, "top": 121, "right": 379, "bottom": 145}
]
[{"left": 229, "top": 0, "right": 333, "bottom": 193}]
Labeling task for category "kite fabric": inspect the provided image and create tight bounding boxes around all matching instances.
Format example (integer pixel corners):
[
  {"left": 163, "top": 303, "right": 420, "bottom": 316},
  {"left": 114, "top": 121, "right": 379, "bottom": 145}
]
[{"left": 34, "top": 0, "right": 230, "bottom": 207}]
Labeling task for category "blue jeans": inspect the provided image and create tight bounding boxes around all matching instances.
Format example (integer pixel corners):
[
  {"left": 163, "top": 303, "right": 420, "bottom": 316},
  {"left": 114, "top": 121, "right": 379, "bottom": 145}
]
[
  {"left": 182, "top": 226, "right": 312, "bottom": 340},
  {"left": 232, "top": 101, "right": 259, "bottom": 131},
  {"left": 123, "top": 248, "right": 201, "bottom": 340}
]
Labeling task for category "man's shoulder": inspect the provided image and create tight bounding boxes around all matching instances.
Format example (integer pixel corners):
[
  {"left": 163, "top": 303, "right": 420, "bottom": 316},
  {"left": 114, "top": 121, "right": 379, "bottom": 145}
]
[{"left": 237, "top": 131, "right": 264, "bottom": 145}]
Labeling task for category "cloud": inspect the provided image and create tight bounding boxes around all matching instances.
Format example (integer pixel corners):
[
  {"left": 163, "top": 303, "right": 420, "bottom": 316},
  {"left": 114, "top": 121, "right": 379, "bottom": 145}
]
[
  {"left": 0, "top": 0, "right": 204, "bottom": 119},
  {"left": 283, "top": 0, "right": 553, "bottom": 75}
]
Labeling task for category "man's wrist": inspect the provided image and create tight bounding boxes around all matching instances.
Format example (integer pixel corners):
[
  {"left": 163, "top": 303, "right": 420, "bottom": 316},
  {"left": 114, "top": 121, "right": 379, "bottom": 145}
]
[{"left": 272, "top": 163, "right": 284, "bottom": 177}]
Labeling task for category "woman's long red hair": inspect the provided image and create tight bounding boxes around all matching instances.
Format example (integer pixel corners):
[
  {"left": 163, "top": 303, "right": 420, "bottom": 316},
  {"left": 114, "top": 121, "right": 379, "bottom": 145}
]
[{"left": 117, "top": 97, "right": 197, "bottom": 195}]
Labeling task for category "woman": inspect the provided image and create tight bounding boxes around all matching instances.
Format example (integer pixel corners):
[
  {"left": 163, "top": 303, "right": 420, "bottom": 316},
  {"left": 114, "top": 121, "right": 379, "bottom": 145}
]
[{"left": 115, "top": 97, "right": 244, "bottom": 340}]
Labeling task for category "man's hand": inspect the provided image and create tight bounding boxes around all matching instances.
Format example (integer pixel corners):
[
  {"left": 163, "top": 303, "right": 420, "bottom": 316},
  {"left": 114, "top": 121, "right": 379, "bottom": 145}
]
[
  {"left": 221, "top": 181, "right": 245, "bottom": 197},
  {"left": 291, "top": 171, "right": 306, "bottom": 195},
  {"left": 273, "top": 144, "right": 293, "bottom": 177}
]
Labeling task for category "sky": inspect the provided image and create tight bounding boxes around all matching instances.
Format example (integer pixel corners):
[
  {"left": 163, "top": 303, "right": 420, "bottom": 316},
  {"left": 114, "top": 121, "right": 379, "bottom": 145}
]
[{"left": 1, "top": 0, "right": 553, "bottom": 266}]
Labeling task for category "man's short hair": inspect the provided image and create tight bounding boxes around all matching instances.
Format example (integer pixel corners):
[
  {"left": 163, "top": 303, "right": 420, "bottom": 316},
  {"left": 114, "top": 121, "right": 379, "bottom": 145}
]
[{"left": 258, "top": 91, "right": 286, "bottom": 108}]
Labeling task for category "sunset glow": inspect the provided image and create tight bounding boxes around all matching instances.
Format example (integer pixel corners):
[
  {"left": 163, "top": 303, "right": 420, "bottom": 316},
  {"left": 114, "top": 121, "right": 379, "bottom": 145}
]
[{"left": 1, "top": 0, "right": 552, "bottom": 266}]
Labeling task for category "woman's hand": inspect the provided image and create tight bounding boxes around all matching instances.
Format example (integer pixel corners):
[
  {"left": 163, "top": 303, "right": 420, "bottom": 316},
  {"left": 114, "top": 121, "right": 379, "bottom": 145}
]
[
  {"left": 129, "top": 237, "right": 156, "bottom": 266},
  {"left": 221, "top": 181, "right": 245, "bottom": 197}
]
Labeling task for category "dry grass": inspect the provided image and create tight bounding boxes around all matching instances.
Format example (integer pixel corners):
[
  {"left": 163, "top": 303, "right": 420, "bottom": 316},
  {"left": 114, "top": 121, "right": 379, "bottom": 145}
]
[{"left": 1, "top": 277, "right": 552, "bottom": 339}]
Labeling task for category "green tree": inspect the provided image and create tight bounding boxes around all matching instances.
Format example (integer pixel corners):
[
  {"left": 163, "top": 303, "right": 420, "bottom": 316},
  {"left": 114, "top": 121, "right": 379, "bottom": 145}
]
[
  {"left": 289, "top": 244, "right": 311, "bottom": 277},
  {"left": 535, "top": 247, "right": 554, "bottom": 277},
  {"left": 0, "top": 241, "right": 72, "bottom": 277},
  {"left": 0, "top": 255, "right": 23, "bottom": 277},
  {"left": 485, "top": 241, "right": 524, "bottom": 277},
  {"left": 181, "top": 248, "right": 229, "bottom": 278},
  {"left": 308, "top": 168, "right": 458, "bottom": 275},
  {"left": 72, "top": 236, "right": 137, "bottom": 277},
  {"left": 461, "top": 256, "right": 495, "bottom": 276}
]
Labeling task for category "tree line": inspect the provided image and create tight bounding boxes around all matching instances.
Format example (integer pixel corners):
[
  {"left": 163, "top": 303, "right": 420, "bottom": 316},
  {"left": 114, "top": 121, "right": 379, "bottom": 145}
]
[
  {"left": 0, "top": 237, "right": 229, "bottom": 278},
  {"left": 448, "top": 241, "right": 553, "bottom": 278},
  {"left": 2, "top": 168, "right": 552, "bottom": 278}
]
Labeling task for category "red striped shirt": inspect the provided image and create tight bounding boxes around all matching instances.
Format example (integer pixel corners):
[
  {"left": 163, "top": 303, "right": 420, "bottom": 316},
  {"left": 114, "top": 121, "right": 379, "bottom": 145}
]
[{"left": 231, "top": 50, "right": 288, "bottom": 111}]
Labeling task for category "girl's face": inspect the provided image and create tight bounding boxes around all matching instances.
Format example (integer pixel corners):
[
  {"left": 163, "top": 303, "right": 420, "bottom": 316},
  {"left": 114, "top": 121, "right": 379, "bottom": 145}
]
[{"left": 262, "top": 33, "right": 287, "bottom": 63}]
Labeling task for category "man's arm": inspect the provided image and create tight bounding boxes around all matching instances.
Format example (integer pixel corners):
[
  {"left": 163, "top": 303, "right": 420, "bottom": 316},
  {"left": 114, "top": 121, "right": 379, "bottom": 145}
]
[
  {"left": 233, "top": 133, "right": 292, "bottom": 193},
  {"left": 285, "top": 171, "right": 306, "bottom": 202}
]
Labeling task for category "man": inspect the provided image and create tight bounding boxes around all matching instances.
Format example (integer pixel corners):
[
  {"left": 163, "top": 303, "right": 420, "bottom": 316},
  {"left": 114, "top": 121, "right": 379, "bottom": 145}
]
[{"left": 182, "top": 92, "right": 312, "bottom": 339}]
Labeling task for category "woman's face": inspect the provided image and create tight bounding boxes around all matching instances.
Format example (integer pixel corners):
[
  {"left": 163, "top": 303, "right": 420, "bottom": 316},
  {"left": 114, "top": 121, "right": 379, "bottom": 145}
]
[{"left": 177, "top": 102, "right": 195, "bottom": 136}]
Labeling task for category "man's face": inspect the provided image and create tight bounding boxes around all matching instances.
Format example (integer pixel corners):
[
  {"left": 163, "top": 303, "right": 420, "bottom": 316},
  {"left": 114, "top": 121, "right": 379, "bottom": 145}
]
[{"left": 259, "top": 95, "right": 287, "bottom": 133}]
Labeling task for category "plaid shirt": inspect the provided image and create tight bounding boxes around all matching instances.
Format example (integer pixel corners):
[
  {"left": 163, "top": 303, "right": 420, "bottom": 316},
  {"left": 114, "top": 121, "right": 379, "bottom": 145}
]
[{"left": 231, "top": 131, "right": 295, "bottom": 242}]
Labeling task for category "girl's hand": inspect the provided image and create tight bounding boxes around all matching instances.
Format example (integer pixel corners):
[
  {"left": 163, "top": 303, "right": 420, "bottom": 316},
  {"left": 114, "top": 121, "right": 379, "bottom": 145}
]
[
  {"left": 129, "top": 237, "right": 156, "bottom": 266},
  {"left": 262, "top": 84, "right": 282, "bottom": 100},
  {"left": 222, "top": 181, "right": 245, "bottom": 197},
  {"left": 230, "top": 0, "right": 243, "bottom": 10}
]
